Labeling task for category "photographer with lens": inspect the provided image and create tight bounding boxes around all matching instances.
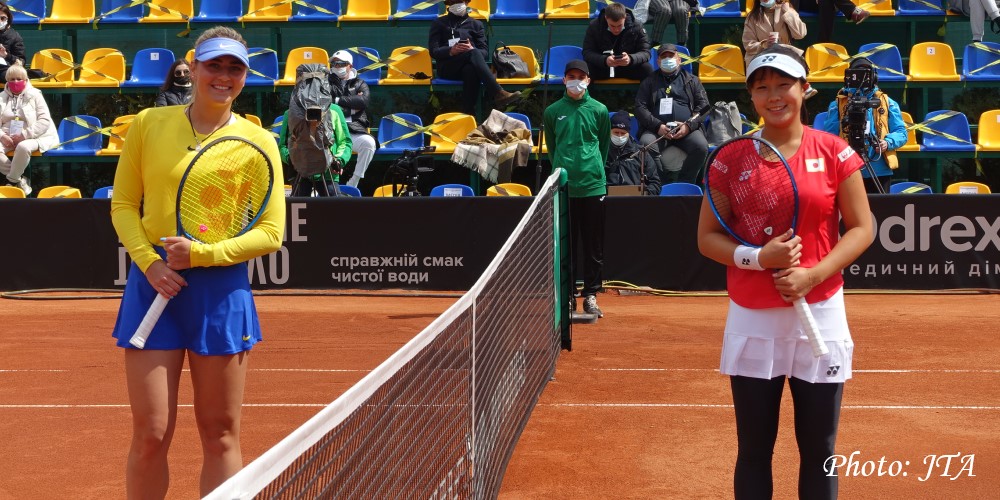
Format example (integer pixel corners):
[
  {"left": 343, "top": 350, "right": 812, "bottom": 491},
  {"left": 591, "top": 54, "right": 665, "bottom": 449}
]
[{"left": 820, "top": 57, "right": 906, "bottom": 194}]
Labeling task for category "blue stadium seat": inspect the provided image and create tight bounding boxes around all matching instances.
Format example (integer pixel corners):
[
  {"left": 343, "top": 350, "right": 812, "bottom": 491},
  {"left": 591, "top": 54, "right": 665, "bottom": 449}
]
[
  {"left": 660, "top": 183, "right": 704, "bottom": 196},
  {"left": 493, "top": 0, "right": 540, "bottom": 19},
  {"left": 542, "top": 45, "right": 584, "bottom": 83},
  {"left": 337, "top": 184, "right": 362, "bottom": 197},
  {"left": 651, "top": 44, "right": 692, "bottom": 73},
  {"left": 920, "top": 110, "right": 976, "bottom": 152},
  {"left": 897, "top": 0, "right": 947, "bottom": 15},
  {"left": 269, "top": 115, "right": 283, "bottom": 145},
  {"left": 193, "top": 0, "right": 242, "bottom": 22},
  {"left": 813, "top": 111, "right": 828, "bottom": 130},
  {"left": 349, "top": 47, "right": 382, "bottom": 85},
  {"left": 504, "top": 112, "right": 532, "bottom": 130},
  {"left": 963, "top": 42, "right": 1000, "bottom": 81},
  {"left": 46, "top": 116, "right": 104, "bottom": 156},
  {"left": 121, "top": 48, "right": 175, "bottom": 88},
  {"left": 701, "top": 0, "right": 742, "bottom": 17},
  {"left": 9, "top": 0, "right": 46, "bottom": 25},
  {"left": 377, "top": 113, "right": 426, "bottom": 155},
  {"left": 291, "top": 0, "right": 341, "bottom": 21},
  {"left": 594, "top": 0, "right": 638, "bottom": 17},
  {"left": 430, "top": 183, "right": 476, "bottom": 197},
  {"left": 858, "top": 43, "right": 908, "bottom": 82},
  {"left": 93, "top": 186, "right": 114, "bottom": 198},
  {"left": 392, "top": 0, "right": 439, "bottom": 20},
  {"left": 97, "top": 0, "right": 144, "bottom": 23},
  {"left": 888, "top": 181, "right": 933, "bottom": 194},
  {"left": 245, "top": 48, "right": 280, "bottom": 86}
]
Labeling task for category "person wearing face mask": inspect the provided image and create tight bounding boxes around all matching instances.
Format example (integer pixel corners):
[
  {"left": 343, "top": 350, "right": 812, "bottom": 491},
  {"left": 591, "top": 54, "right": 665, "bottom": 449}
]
[
  {"left": 154, "top": 59, "right": 193, "bottom": 107},
  {"left": 543, "top": 60, "right": 610, "bottom": 319},
  {"left": 328, "top": 50, "right": 377, "bottom": 189},
  {"left": 0, "top": 3, "right": 25, "bottom": 84},
  {"left": 605, "top": 110, "right": 661, "bottom": 196},
  {"left": 635, "top": 44, "right": 710, "bottom": 185},
  {"left": 742, "top": 0, "right": 807, "bottom": 68},
  {"left": 581, "top": 2, "right": 652, "bottom": 81},
  {"left": 429, "top": 0, "right": 521, "bottom": 116},
  {"left": 0, "top": 61, "right": 57, "bottom": 196}
]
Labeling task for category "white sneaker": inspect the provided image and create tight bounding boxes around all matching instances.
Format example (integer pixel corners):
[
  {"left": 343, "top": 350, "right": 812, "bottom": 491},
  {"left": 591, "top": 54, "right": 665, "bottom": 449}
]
[
  {"left": 583, "top": 294, "right": 604, "bottom": 318},
  {"left": 7, "top": 177, "right": 30, "bottom": 196}
]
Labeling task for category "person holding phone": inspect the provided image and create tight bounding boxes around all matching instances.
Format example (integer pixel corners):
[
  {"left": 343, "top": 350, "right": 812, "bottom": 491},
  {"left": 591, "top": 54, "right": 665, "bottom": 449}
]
[{"left": 582, "top": 2, "right": 653, "bottom": 81}]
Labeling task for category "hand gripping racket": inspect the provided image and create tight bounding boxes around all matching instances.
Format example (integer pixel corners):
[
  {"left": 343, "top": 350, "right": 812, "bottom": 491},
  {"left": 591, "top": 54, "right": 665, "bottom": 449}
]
[
  {"left": 129, "top": 136, "right": 275, "bottom": 349},
  {"left": 704, "top": 136, "right": 828, "bottom": 358}
]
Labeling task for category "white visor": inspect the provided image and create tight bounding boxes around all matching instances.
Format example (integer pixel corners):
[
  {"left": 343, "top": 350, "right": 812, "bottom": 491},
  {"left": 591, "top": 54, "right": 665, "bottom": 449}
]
[{"left": 745, "top": 52, "right": 807, "bottom": 81}]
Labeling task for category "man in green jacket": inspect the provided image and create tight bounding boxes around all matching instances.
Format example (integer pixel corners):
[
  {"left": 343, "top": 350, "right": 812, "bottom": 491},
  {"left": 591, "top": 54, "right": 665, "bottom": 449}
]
[
  {"left": 278, "top": 103, "right": 353, "bottom": 197},
  {"left": 543, "top": 59, "right": 611, "bottom": 318}
]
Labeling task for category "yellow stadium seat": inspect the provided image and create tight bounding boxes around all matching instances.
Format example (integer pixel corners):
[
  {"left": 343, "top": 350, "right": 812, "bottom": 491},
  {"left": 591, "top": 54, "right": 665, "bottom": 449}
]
[
  {"left": 945, "top": 181, "right": 992, "bottom": 194},
  {"left": 74, "top": 48, "right": 125, "bottom": 87},
  {"left": 495, "top": 45, "right": 541, "bottom": 85},
  {"left": 141, "top": 0, "right": 193, "bottom": 23},
  {"left": 805, "top": 43, "right": 850, "bottom": 82},
  {"left": 909, "top": 42, "right": 961, "bottom": 81},
  {"left": 854, "top": 0, "right": 894, "bottom": 16},
  {"left": 373, "top": 184, "right": 408, "bottom": 197},
  {"left": 697, "top": 44, "right": 745, "bottom": 83},
  {"left": 29, "top": 49, "right": 75, "bottom": 88},
  {"left": 0, "top": 185, "right": 26, "bottom": 198},
  {"left": 469, "top": 0, "right": 491, "bottom": 19},
  {"left": 977, "top": 110, "right": 1000, "bottom": 151},
  {"left": 98, "top": 115, "right": 135, "bottom": 156},
  {"left": 542, "top": 0, "right": 590, "bottom": 19},
  {"left": 487, "top": 183, "right": 532, "bottom": 196},
  {"left": 243, "top": 114, "right": 263, "bottom": 127},
  {"left": 897, "top": 111, "right": 920, "bottom": 152},
  {"left": 343, "top": 0, "right": 391, "bottom": 21},
  {"left": 380, "top": 46, "right": 434, "bottom": 85},
  {"left": 42, "top": 0, "right": 95, "bottom": 23},
  {"left": 185, "top": 48, "right": 194, "bottom": 64},
  {"left": 278, "top": 47, "right": 330, "bottom": 86},
  {"left": 428, "top": 113, "right": 477, "bottom": 154},
  {"left": 37, "top": 186, "right": 83, "bottom": 199},
  {"left": 240, "top": 0, "right": 291, "bottom": 21}
]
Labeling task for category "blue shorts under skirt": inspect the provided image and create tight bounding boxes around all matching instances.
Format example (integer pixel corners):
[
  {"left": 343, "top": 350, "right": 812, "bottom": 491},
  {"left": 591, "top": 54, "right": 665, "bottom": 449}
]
[{"left": 112, "top": 254, "right": 262, "bottom": 355}]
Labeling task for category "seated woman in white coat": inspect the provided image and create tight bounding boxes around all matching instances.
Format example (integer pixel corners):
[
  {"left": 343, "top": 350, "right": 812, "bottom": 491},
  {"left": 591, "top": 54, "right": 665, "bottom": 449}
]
[{"left": 0, "top": 61, "right": 59, "bottom": 196}]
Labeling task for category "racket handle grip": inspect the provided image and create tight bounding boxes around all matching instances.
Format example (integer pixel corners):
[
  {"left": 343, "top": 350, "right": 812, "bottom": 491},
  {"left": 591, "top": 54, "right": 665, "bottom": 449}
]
[
  {"left": 793, "top": 297, "right": 829, "bottom": 358},
  {"left": 129, "top": 294, "right": 170, "bottom": 349}
]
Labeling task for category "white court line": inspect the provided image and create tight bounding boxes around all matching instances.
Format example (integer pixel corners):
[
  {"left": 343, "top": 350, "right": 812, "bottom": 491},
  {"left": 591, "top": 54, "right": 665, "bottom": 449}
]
[
  {"left": 544, "top": 403, "right": 1000, "bottom": 410},
  {"left": 592, "top": 368, "right": 1000, "bottom": 374},
  {"left": 253, "top": 369, "right": 368, "bottom": 373},
  {"left": 0, "top": 370, "right": 69, "bottom": 373},
  {"left": 0, "top": 403, "right": 328, "bottom": 409}
]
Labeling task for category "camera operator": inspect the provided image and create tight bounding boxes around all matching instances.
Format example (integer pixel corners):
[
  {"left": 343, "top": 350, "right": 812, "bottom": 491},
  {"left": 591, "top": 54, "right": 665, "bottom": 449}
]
[
  {"left": 606, "top": 111, "right": 661, "bottom": 195},
  {"left": 386, "top": 146, "right": 435, "bottom": 196},
  {"left": 820, "top": 57, "right": 906, "bottom": 194}
]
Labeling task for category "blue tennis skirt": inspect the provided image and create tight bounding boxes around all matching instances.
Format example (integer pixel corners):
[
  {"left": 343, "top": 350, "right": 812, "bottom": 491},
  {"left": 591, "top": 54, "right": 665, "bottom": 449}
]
[{"left": 112, "top": 250, "right": 262, "bottom": 355}]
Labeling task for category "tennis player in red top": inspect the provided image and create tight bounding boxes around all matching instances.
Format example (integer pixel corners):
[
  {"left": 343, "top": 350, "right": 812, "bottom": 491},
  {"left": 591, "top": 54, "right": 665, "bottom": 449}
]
[{"left": 697, "top": 45, "right": 873, "bottom": 499}]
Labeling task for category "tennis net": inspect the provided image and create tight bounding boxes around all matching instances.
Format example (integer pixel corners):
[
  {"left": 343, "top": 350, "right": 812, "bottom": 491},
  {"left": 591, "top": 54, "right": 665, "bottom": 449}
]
[{"left": 206, "top": 169, "right": 571, "bottom": 499}]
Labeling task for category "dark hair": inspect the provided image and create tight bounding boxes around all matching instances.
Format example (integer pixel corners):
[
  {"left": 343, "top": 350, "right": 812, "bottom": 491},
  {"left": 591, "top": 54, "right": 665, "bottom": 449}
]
[
  {"left": 747, "top": 45, "right": 810, "bottom": 124},
  {"left": 747, "top": 0, "right": 773, "bottom": 22},
  {"left": 160, "top": 59, "right": 190, "bottom": 93},
  {"left": 605, "top": 3, "right": 627, "bottom": 21},
  {"left": 0, "top": 2, "right": 12, "bottom": 26}
]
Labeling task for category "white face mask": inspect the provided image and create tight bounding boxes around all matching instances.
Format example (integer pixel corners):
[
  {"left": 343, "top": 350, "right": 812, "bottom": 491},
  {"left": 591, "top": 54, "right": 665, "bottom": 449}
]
[
  {"left": 566, "top": 79, "right": 588, "bottom": 94},
  {"left": 611, "top": 134, "right": 629, "bottom": 147},
  {"left": 448, "top": 3, "right": 467, "bottom": 16},
  {"left": 0, "top": 21, "right": 7, "bottom": 30},
  {"left": 333, "top": 67, "right": 349, "bottom": 79},
  {"left": 760, "top": 0, "right": 777, "bottom": 7},
  {"left": 661, "top": 58, "right": 679, "bottom": 73}
]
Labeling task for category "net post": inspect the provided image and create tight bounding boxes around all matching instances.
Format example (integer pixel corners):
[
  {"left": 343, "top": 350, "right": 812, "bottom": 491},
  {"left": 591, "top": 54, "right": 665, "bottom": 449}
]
[{"left": 554, "top": 168, "right": 572, "bottom": 351}]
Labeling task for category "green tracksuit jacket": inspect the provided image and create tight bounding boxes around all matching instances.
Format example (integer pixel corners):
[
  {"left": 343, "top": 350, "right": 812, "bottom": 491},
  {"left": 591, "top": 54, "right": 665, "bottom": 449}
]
[{"left": 543, "top": 91, "right": 610, "bottom": 198}]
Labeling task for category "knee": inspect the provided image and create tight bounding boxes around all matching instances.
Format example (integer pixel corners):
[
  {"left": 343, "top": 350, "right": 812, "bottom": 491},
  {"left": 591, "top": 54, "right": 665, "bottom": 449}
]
[
  {"left": 355, "top": 135, "right": 377, "bottom": 153},
  {"left": 196, "top": 413, "right": 240, "bottom": 457},
  {"left": 130, "top": 418, "right": 172, "bottom": 460},
  {"left": 14, "top": 142, "right": 34, "bottom": 156}
]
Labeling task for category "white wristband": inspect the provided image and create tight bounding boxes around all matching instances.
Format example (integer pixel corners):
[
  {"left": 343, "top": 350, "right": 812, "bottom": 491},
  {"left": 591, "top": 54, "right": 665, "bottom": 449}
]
[{"left": 733, "top": 245, "right": 765, "bottom": 271}]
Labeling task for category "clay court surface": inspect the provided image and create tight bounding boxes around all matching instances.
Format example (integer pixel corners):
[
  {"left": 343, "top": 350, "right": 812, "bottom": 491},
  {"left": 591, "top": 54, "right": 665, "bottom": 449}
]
[{"left": 1, "top": 292, "right": 998, "bottom": 499}]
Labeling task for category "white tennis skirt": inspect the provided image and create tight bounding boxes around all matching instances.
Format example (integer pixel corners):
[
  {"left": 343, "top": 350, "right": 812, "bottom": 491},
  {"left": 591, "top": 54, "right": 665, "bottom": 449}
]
[{"left": 720, "top": 288, "right": 853, "bottom": 383}]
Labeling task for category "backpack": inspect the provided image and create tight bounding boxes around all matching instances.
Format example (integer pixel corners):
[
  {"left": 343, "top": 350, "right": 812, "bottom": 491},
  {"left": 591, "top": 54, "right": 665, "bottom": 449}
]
[
  {"left": 288, "top": 63, "right": 335, "bottom": 176},
  {"left": 704, "top": 101, "right": 742, "bottom": 146},
  {"left": 493, "top": 43, "right": 530, "bottom": 79}
]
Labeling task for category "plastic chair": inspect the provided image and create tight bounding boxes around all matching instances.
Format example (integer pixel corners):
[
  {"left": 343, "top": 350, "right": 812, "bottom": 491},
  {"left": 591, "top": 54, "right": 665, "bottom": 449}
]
[
  {"left": 920, "top": 110, "right": 976, "bottom": 151},
  {"left": 349, "top": 47, "right": 382, "bottom": 85},
  {"left": 542, "top": 0, "right": 590, "bottom": 18},
  {"left": 342, "top": 0, "right": 391, "bottom": 21},
  {"left": 93, "top": 186, "right": 114, "bottom": 198},
  {"left": 46, "top": 116, "right": 104, "bottom": 156},
  {"left": 697, "top": 44, "right": 745, "bottom": 83},
  {"left": 373, "top": 184, "right": 407, "bottom": 197},
  {"left": 392, "top": 0, "right": 439, "bottom": 20},
  {"left": 487, "top": 183, "right": 532, "bottom": 196},
  {"left": 495, "top": 45, "right": 540, "bottom": 85},
  {"left": 278, "top": 47, "right": 330, "bottom": 85},
  {"left": 805, "top": 43, "right": 850, "bottom": 82},
  {"left": 946, "top": 181, "right": 992, "bottom": 194},
  {"left": 659, "top": 183, "right": 704, "bottom": 196},
  {"left": 10, "top": 0, "right": 46, "bottom": 25},
  {"left": 0, "top": 185, "right": 27, "bottom": 198},
  {"left": 504, "top": 112, "right": 532, "bottom": 130},
  {"left": 291, "top": 0, "right": 340, "bottom": 21},
  {"left": 42, "top": 0, "right": 94, "bottom": 23},
  {"left": 269, "top": 115, "right": 283, "bottom": 145},
  {"left": 97, "top": 0, "right": 144, "bottom": 23},
  {"left": 963, "top": 42, "right": 1000, "bottom": 81},
  {"left": 909, "top": 42, "right": 961, "bottom": 82},
  {"left": 897, "top": 0, "right": 947, "bottom": 15},
  {"left": 243, "top": 114, "right": 263, "bottom": 127},
  {"left": 121, "top": 48, "right": 175, "bottom": 87},
  {"left": 888, "top": 181, "right": 933, "bottom": 194},
  {"left": 430, "top": 183, "right": 476, "bottom": 197},
  {"left": 37, "top": 185, "right": 82, "bottom": 198},
  {"left": 898, "top": 111, "right": 920, "bottom": 152},
  {"left": 380, "top": 46, "right": 433, "bottom": 85},
  {"left": 978, "top": 110, "right": 1000, "bottom": 151},
  {"left": 858, "top": 43, "right": 908, "bottom": 82},
  {"left": 377, "top": 113, "right": 426, "bottom": 155},
  {"left": 595, "top": 0, "right": 639, "bottom": 17},
  {"left": 468, "top": 0, "right": 491, "bottom": 19},
  {"left": 29, "top": 49, "right": 75, "bottom": 88},
  {"left": 700, "top": 0, "right": 742, "bottom": 17},
  {"left": 141, "top": 0, "right": 193, "bottom": 23},
  {"left": 193, "top": 0, "right": 242, "bottom": 22},
  {"left": 74, "top": 48, "right": 125, "bottom": 87},
  {"left": 813, "top": 111, "right": 828, "bottom": 130},
  {"left": 493, "top": 0, "right": 540, "bottom": 19},
  {"left": 98, "top": 114, "right": 135, "bottom": 156},
  {"left": 338, "top": 184, "right": 362, "bottom": 197},
  {"left": 651, "top": 44, "right": 692, "bottom": 73},
  {"left": 428, "top": 113, "right": 477, "bottom": 154},
  {"left": 240, "top": 0, "right": 291, "bottom": 21},
  {"left": 542, "top": 45, "right": 584, "bottom": 83},
  {"left": 245, "top": 48, "right": 280, "bottom": 86}
]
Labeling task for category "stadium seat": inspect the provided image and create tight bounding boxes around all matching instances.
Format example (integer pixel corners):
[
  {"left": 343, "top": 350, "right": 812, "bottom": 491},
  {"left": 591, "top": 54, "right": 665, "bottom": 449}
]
[
  {"left": 697, "top": 44, "right": 745, "bottom": 83},
  {"left": 37, "top": 185, "right": 82, "bottom": 198},
  {"left": 97, "top": 0, "right": 144, "bottom": 23},
  {"left": 380, "top": 46, "right": 433, "bottom": 85},
  {"left": 805, "top": 43, "right": 850, "bottom": 82},
  {"left": 338, "top": 184, "right": 362, "bottom": 197},
  {"left": 813, "top": 111, "right": 828, "bottom": 130},
  {"left": 504, "top": 112, "right": 532, "bottom": 130},
  {"left": 74, "top": 48, "right": 125, "bottom": 87},
  {"left": 278, "top": 47, "right": 330, "bottom": 85},
  {"left": 0, "top": 185, "right": 27, "bottom": 198},
  {"left": 651, "top": 44, "right": 692, "bottom": 73},
  {"left": 909, "top": 42, "right": 961, "bottom": 82},
  {"left": 495, "top": 45, "right": 540, "bottom": 85},
  {"left": 140, "top": 0, "right": 193, "bottom": 23},
  {"left": 857, "top": 0, "right": 895, "bottom": 16},
  {"left": 487, "top": 183, "right": 532, "bottom": 196},
  {"left": 46, "top": 116, "right": 104, "bottom": 156},
  {"left": 897, "top": 0, "right": 947, "bottom": 15},
  {"left": 541, "top": 45, "right": 584, "bottom": 83},
  {"left": 93, "top": 186, "right": 114, "bottom": 198},
  {"left": 269, "top": 115, "right": 283, "bottom": 145},
  {"left": 978, "top": 110, "right": 1000, "bottom": 151},
  {"left": 946, "top": 181, "right": 992, "bottom": 194},
  {"left": 193, "top": 0, "right": 242, "bottom": 22},
  {"left": 373, "top": 184, "right": 408, "bottom": 197},
  {"left": 920, "top": 110, "right": 976, "bottom": 151},
  {"left": 29, "top": 49, "right": 75, "bottom": 88},
  {"left": 430, "top": 183, "right": 476, "bottom": 197},
  {"left": 595, "top": 0, "right": 638, "bottom": 17},
  {"left": 962, "top": 42, "right": 1000, "bottom": 81},
  {"left": 392, "top": 0, "right": 439, "bottom": 20},
  {"left": 377, "top": 113, "right": 426, "bottom": 155},
  {"left": 245, "top": 48, "right": 280, "bottom": 86},
  {"left": 10, "top": 0, "right": 45, "bottom": 25},
  {"left": 98, "top": 114, "right": 135, "bottom": 156},
  {"left": 659, "top": 182, "right": 704, "bottom": 196},
  {"left": 542, "top": 0, "right": 590, "bottom": 18},
  {"left": 243, "top": 114, "right": 263, "bottom": 127},
  {"left": 857, "top": 43, "right": 908, "bottom": 82},
  {"left": 468, "top": 0, "right": 491, "bottom": 19},
  {"left": 348, "top": 47, "right": 382, "bottom": 85},
  {"left": 493, "top": 0, "right": 541, "bottom": 19},
  {"left": 888, "top": 181, "right": 933, "bottom": 194},
  {"left": 121, "top": 48, "right": 175, "bottom": 87},
  {"left": 428, "top": 113, "right": 477, "bottom": 154},
  {"left": 290, "top": 0, "right": 340, "bottom": 21},
  {"left": 42, "top": 0, "right": 94, "bottom": 23},
  {"left": 240, "top": 0, "right": 291, "bottom": 21},
  {"left": 897, "top": 111, "right": 920, "bottom": 152},
  {"left": 700, "top": 0, "right": 743, "bottom": 17},
  {"left": 342, "top": 0, "right": 390, "bottom": 21}
]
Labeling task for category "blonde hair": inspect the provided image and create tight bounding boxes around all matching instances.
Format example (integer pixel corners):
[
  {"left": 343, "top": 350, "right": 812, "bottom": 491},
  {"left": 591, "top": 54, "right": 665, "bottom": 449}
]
[
  {"left": 5, "top": 60, "right": 27, "bottom": 81},
  {"left": 194, "top": 26, "right": 247, "bottom": 49}
]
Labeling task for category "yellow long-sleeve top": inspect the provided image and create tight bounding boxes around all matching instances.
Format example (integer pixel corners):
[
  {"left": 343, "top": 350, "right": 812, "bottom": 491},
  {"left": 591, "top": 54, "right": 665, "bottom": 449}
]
[{"left": 111, "top": 106, "right": 286, "bottom": 273}]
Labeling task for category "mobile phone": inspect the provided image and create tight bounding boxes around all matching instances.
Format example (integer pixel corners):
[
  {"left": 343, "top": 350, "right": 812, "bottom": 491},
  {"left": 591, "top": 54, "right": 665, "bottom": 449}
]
[
  {"left": 460, "top": 38, "right": 470, "bottom": 44},
  {"left": 614, "top": 53, "right": 625, "bottom": 59}
]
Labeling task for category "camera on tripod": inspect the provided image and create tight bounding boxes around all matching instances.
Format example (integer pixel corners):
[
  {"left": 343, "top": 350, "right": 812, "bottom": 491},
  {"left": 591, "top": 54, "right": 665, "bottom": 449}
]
[
  {"left": 841, "top": 66, "right": 881, "bottom": 155},
  {"left": 386, "top": 145, "right": 436, "bottom": 196}
]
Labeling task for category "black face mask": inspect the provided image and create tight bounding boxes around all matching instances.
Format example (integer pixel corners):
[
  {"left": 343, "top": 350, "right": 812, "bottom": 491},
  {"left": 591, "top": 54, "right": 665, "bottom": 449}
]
[{"left": 175, "top": 76, "right": 191, "bottom": 85}]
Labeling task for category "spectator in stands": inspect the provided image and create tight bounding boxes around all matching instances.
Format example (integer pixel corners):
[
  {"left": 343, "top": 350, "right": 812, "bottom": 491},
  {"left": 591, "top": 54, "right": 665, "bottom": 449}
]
[
  {"left": 635, "top": 44, "right": 710, "bottom": 185},
  {"left": 821, "top": 57, "right": 907, "bottom": 194},
  {"left": 582, "top": 2, "right": 653, "bottom": 81},
  {"left": 154, "top": 59, "right": 193, "bottom": 107},
  {"left": 0, "top": 61, "right": 57, "bottom": 196},
  {"left": 969, "top": 0, "right": 1000, "bottom": 42},
  {"left": 606, "top": 110, "right": 661, "bottom": 196},
  {"left": 0, "top": 2, "right": 24, "bottom": 83},
  {"left": 429, "top": 0, "right": 521, "bottom": 116},
  {"left": 742, "top": 0, "right": 807, "bottom": 67},
  {"left": 328, "top": 50, "right": 377, "bottom": 189},
  {"left": 632, "top": 0, "right": 698, "bottom": 48},
  {"left": 793, "top": 0, "right": 868, "bottom": 43},
  {"left": 544, "top": 59, "right": 610, "bottom": 319},
  {"left": 110, "top": 26, "right": 284, "bottom": 498}
]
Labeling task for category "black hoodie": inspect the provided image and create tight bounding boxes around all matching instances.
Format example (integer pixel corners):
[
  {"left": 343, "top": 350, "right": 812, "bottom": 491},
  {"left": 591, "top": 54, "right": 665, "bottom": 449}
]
[{"left": 582, "top": 8, "right": 651, "bottom": 72}]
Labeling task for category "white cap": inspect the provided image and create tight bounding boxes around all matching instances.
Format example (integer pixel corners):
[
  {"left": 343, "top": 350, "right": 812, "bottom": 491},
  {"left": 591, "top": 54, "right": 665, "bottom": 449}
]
[
  {"left": 745, "top": 52, "right": 807, "bottom": 81},
  {"left": 330, "top": 50, "right": 353, "bottom": 65}
]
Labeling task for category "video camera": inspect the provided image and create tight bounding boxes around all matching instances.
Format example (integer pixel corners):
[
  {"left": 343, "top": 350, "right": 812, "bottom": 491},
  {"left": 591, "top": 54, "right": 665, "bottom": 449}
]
[
  {"left": 386, "top": 145, "right": 436, "bottom": 196},
  {"left": 841, "top": 65, "right": 882, "bottom": 156}
]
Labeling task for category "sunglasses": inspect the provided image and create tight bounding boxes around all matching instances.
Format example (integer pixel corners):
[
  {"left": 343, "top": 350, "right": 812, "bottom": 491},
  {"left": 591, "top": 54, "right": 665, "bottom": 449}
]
[
  {"left": 174, "top": 69, "right": 190, "bottom": 77},
  {"left": 332, "top": 61, "right": 350, "bottom": 68}
]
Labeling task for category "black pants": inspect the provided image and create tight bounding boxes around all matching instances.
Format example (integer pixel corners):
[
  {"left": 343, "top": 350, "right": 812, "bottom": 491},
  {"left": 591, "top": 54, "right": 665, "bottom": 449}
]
[
  {"left": 863, "top": 175, "right": 891, "bottom": 194},
  {"left": 794, "top": 0, "right": 857, "bottom": 42},
  {"left": 569, "top": 195, "right": 605, "bottom": 297},
  {"left": 436, "top": 50, "right": 502, "bottom": 116},
  {"left": 730, "top": 375, "right": 843, "bottom": 500}
]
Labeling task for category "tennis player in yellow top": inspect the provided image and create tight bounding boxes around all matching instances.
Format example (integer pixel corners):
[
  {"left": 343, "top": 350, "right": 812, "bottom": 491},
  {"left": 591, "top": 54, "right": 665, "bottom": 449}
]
[{"left": 110, "top": 27, "right": 284, "bottom": 498}]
